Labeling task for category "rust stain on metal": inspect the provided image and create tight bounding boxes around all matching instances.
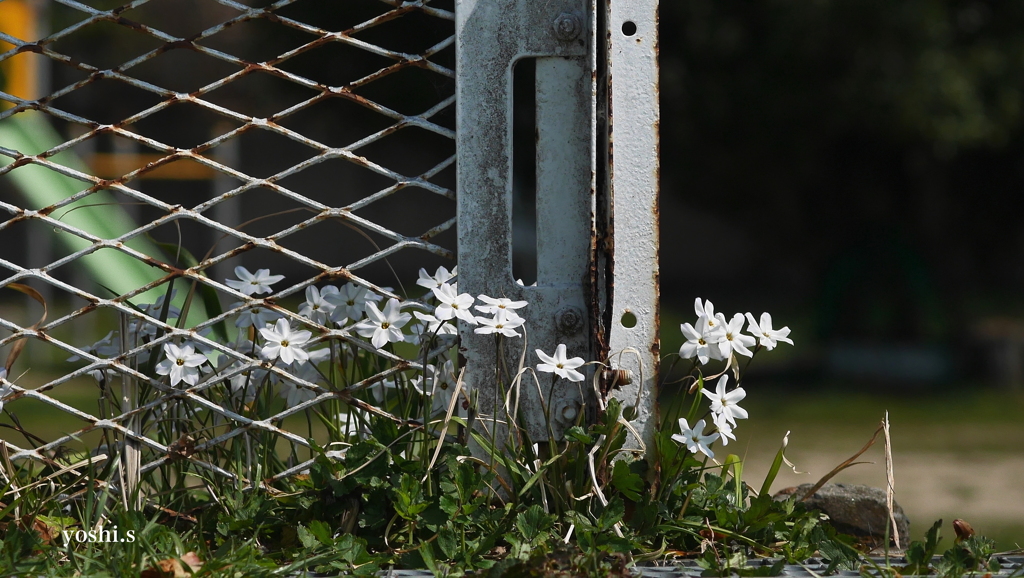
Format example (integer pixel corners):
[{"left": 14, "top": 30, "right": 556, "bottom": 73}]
[{"left": 8, "top": 156, "right": 32, "bottom": 170}]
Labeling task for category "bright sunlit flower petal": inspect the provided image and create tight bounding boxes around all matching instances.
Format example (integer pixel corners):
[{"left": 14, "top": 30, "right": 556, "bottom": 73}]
[
  {"left": 703, "top": 375, "right": 748, "bottom": 427},
  {"left": 354, "top": 298, "right": 411, "bottom": 349},
  {"left": 670, "top": 418, "right": 718, "bottom": 459},
  {"left": 474, "top": 308, "right": 525, "bottom": 337},
  {"left": 433, "top": 283, "right": 477, "bottom": 324},
  {"left": 298, "top": 285, "right": 338, "bottom": 325},
  {"left": 535, "top": 343, "right": 586, "bottom": 382},
  {"left": 717, "top": 312, "right": 756, "bottom": 358},
  {"left": 259, "top": 319, "right": 313, "bottom": 365},
  {"left": 475, "top": 295, "right": 528, "bottom": 318},
  {"left": 155, "top": 343, "right": 208, "bottom": 387},
  {"left": 745, "top": 311, "right": 793, "bottom": 351},
  {"left": 416, "top": 266, "right": 457, "bottom": 289},
  {"left": 679, "top": 318, "right": 724, "bottom": 364},
  {"left": 225, "top": 266, "right": 284, "bottom": 296}
]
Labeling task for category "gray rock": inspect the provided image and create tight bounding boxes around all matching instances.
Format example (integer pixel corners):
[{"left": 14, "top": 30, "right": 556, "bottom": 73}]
[{"left": 774, "top": 483, "right": 910, "bottom": 545}]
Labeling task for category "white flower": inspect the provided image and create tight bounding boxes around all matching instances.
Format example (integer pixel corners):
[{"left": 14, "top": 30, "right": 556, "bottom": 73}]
[
  {"left": 716, "top": 312, "right": 756, "bottom": 358},
  {"left": 328, "top": 283, "right": 379, "bottom": 323},
  {"left": 334, "top": 411, "right": 369, "bottom": 440},
  {"left": 432, "top": 283, "right": 477, "bottom": 324},
  {"left": 410, "top": 311, "right": 458, "bottom": 344},
  {"left": 226, "top": 368, "right": 264, "bottom": 403},
  {"left": 371, "top": 375, "right": 399, "bottom": 403},
  {"left": 88, "top": 368, "right": 119, "bottom": 385},
  {"left": 694, "top": 298, "right": 721, "bottom": 334},
  {"left": 66, "top": 330, "right": 120, "bottom": 362},
  {"left": 259, "top": 319, "right": 313, "bottom": 365},
  {"left": 0, "top": 369, "right": 13, "bottom": 413},
  {"left": 155, "top": 343, "right": 208, "bottom": 387},
  {"left": 416, "top": 265, "right": 457, "bottom": 289},
  {"left": 354, "top": 298, "right": 412, "bottom": 349},
  {"left": 712, "top": 414, "right": 737, "bottom": 446},
  {"left": 744, "top": 312, "right": 794, "bottom": 350},
  {"left": 535, "top": 343, "right": 585, "bottom": 382},
  {"left": 298, "top": 285, "right": 338, "bottom": 325},
  {"left": 132, "top": 293, "right": 182, "bottom": 339},
  {"left": 278, "top": 380, "right": 316, "bottom": 408},
  {"left": 475, "top": 294, "right": 528, "bottom": 318},
  {"left": 225, "top": 266, "right": 284, "bottom": 296},
  {"left": 305, "top": 346, "right": 330, "bottom": 366},
  {"left": 232, "top": 301, "right": 281, "bottom": 329},
  {"left": 679, "top": 319, "right": 725, "bottom": 365},
  {"left": 671, "top": 418, "right": 718, "bottom": 459},
  {"left": 703, "top": 375, "right": 748, "bottom": 427},
  {"left": 474, "top": 309, "right": 525, "bottom": 337},
  {"left": 423, "top": 359, "right": 459, "bottom": 415},
  {"left": 141, "top": 291, "right": 181, "bottom": 317}
]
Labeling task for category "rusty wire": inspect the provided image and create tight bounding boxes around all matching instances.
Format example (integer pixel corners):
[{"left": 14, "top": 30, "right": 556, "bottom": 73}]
[{"left": 0, "top": 0, "right": 455, "bottom": 486}]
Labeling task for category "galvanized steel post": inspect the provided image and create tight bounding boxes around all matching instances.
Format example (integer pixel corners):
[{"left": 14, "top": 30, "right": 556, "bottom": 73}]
[{"left": 456, "top": 0, "right": 659, "bottom": 449}]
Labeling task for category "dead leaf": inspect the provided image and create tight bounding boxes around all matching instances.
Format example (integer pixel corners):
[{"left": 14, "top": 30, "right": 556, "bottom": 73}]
[
  {"left": 20, "top": 516, "right": 54, "bottom": 544},
  {"left": 4, "top": 283, "right": 48, "bottom": 375},
  {"left": 180, "top": 552, "right": 203, "bottom": 572},
  {"left": 167, "top": 435, "right": 196, "bottom": 460},
  {"left": 140, "top": 557, "right": 190, "bottom": 578}
]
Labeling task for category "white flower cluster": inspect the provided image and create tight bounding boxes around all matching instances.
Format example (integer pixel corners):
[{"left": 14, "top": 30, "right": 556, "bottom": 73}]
[
  {"left": 672, "top": 297, "right": 794, "bottom": 460},
  {"left": 679, "top": 298, "right": 792, "bottom": 365}
]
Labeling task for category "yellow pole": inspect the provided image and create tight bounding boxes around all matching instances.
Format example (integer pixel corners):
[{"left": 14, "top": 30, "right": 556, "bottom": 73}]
[{"left": 0, "top": 0, "right": 39, "bottom": 106}]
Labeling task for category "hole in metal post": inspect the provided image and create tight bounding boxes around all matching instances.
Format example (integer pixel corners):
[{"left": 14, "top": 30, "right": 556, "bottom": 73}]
[
  {"left": 511, "top": 57, "right": 537, "bottom": 286},
  {"left": 621, "top": 21, "right": 637, "bottom": 36},
  {"left": 620, "top": 311, "right": 637, "bottom": 328}
]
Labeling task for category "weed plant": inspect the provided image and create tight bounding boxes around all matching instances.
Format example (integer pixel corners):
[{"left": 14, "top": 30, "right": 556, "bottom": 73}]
[{"left": 0, "top": 269, "right": 1012, "bottom": 576}]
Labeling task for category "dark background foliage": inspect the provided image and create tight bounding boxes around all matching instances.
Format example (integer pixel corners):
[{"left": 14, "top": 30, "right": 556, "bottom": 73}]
[{"left": 658, "top": 0, "right": 1024, "bottom": 387}]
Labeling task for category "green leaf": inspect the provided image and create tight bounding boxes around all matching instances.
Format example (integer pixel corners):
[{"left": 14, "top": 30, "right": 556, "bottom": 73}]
[
  {"left": 516, "top": 505, "right": 555, "bottom": 542},
  {"left": 516, "top": 453, "right": 562, "bottom": 498},
  {"left": 297, "top": 525, "right": 320, "bottom": 550},
  {"left": 904, "top": 519, "right": 942, "bottom": 575},
  {"left": 307, "top": 519, "right": 332, "bottom": 546},
  {"left": 758, "top": 433, "right": 789, "bottom": 498},
  {"left": 393, "top": 473, "right": 429, "bottom": 520},
  {"left": 439, "top": 493, "right": 459, "bottom": 516},
  {"left": 418, "top": 539, "right": 437, "bottom": 573},
  {"left": 564, "top": 426, "right": 593, "bottom": 445},
  {"left": 598, "top": 498, "right": 625, "bottom": 530},
  {"left": 611, "top": 459, "right": 643, "bottom": 502},
  {"left": 437, "top": 526, "right": 459, "bottom": 560}
]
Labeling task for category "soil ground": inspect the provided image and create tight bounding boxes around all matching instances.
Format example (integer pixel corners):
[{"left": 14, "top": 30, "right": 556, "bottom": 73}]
[{"left": 729, "top": 389, "right": 1024, "bottom": 551}]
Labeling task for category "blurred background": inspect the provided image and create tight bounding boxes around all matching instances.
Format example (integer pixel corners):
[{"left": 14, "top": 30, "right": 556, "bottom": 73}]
[
  {"left": 2, "top": 0, "right": 1023, "bottom": 550},
  {"left": 658, "top": 0, "right": 1024, "bottom": 550}
]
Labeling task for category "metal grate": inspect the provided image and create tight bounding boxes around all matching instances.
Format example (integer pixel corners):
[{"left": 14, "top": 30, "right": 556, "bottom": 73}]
[{"left": 1, "top": 0, "right": 456, "bottom": 489}]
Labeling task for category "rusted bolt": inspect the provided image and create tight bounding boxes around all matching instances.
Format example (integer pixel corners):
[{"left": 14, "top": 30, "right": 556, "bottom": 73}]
[
  {"left": 599, "top": 368, "right": 634, "bottom": 396},
  {"left": 552, "top": 12, "right": 582, "bottom": 41},
  {"left": 555, "top": 306, "right": 584, "bottom": 334}
]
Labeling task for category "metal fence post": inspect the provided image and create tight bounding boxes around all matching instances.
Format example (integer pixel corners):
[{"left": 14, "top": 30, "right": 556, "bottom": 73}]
[
  {"left": 456, "top": 0, "right": 659, "bottom": 448},
  {"left": 601, "top": 0, "right": 661, "bottom": 452}
]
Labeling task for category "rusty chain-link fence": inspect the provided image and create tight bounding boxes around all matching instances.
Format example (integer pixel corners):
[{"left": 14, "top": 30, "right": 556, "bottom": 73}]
[{"left": 1, "top": 0, "right": 458, "bottom": 492}]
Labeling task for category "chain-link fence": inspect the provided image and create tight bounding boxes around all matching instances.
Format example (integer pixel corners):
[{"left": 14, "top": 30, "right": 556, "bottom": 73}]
[{"left": 1, "top": 0, "right": 457, "bottom": 494}]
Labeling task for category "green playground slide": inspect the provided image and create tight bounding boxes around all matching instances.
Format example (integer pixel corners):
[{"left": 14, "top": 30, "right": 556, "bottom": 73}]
[{"left": 0, "top": 112, "right": 212, "bottom": 321}]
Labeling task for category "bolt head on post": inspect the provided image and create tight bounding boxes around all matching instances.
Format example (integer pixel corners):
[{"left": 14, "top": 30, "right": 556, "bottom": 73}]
[
  {"left": 552, "top": 12, "right": 582, "bottom": 41},
  {"left": 555, "top": 306, "right": 584, "bottom": 335}
]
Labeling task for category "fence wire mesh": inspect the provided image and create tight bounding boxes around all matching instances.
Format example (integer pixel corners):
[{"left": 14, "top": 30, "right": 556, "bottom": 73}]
[{"left": 0, "top": 0, "right": 456, "bottom": 492}]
